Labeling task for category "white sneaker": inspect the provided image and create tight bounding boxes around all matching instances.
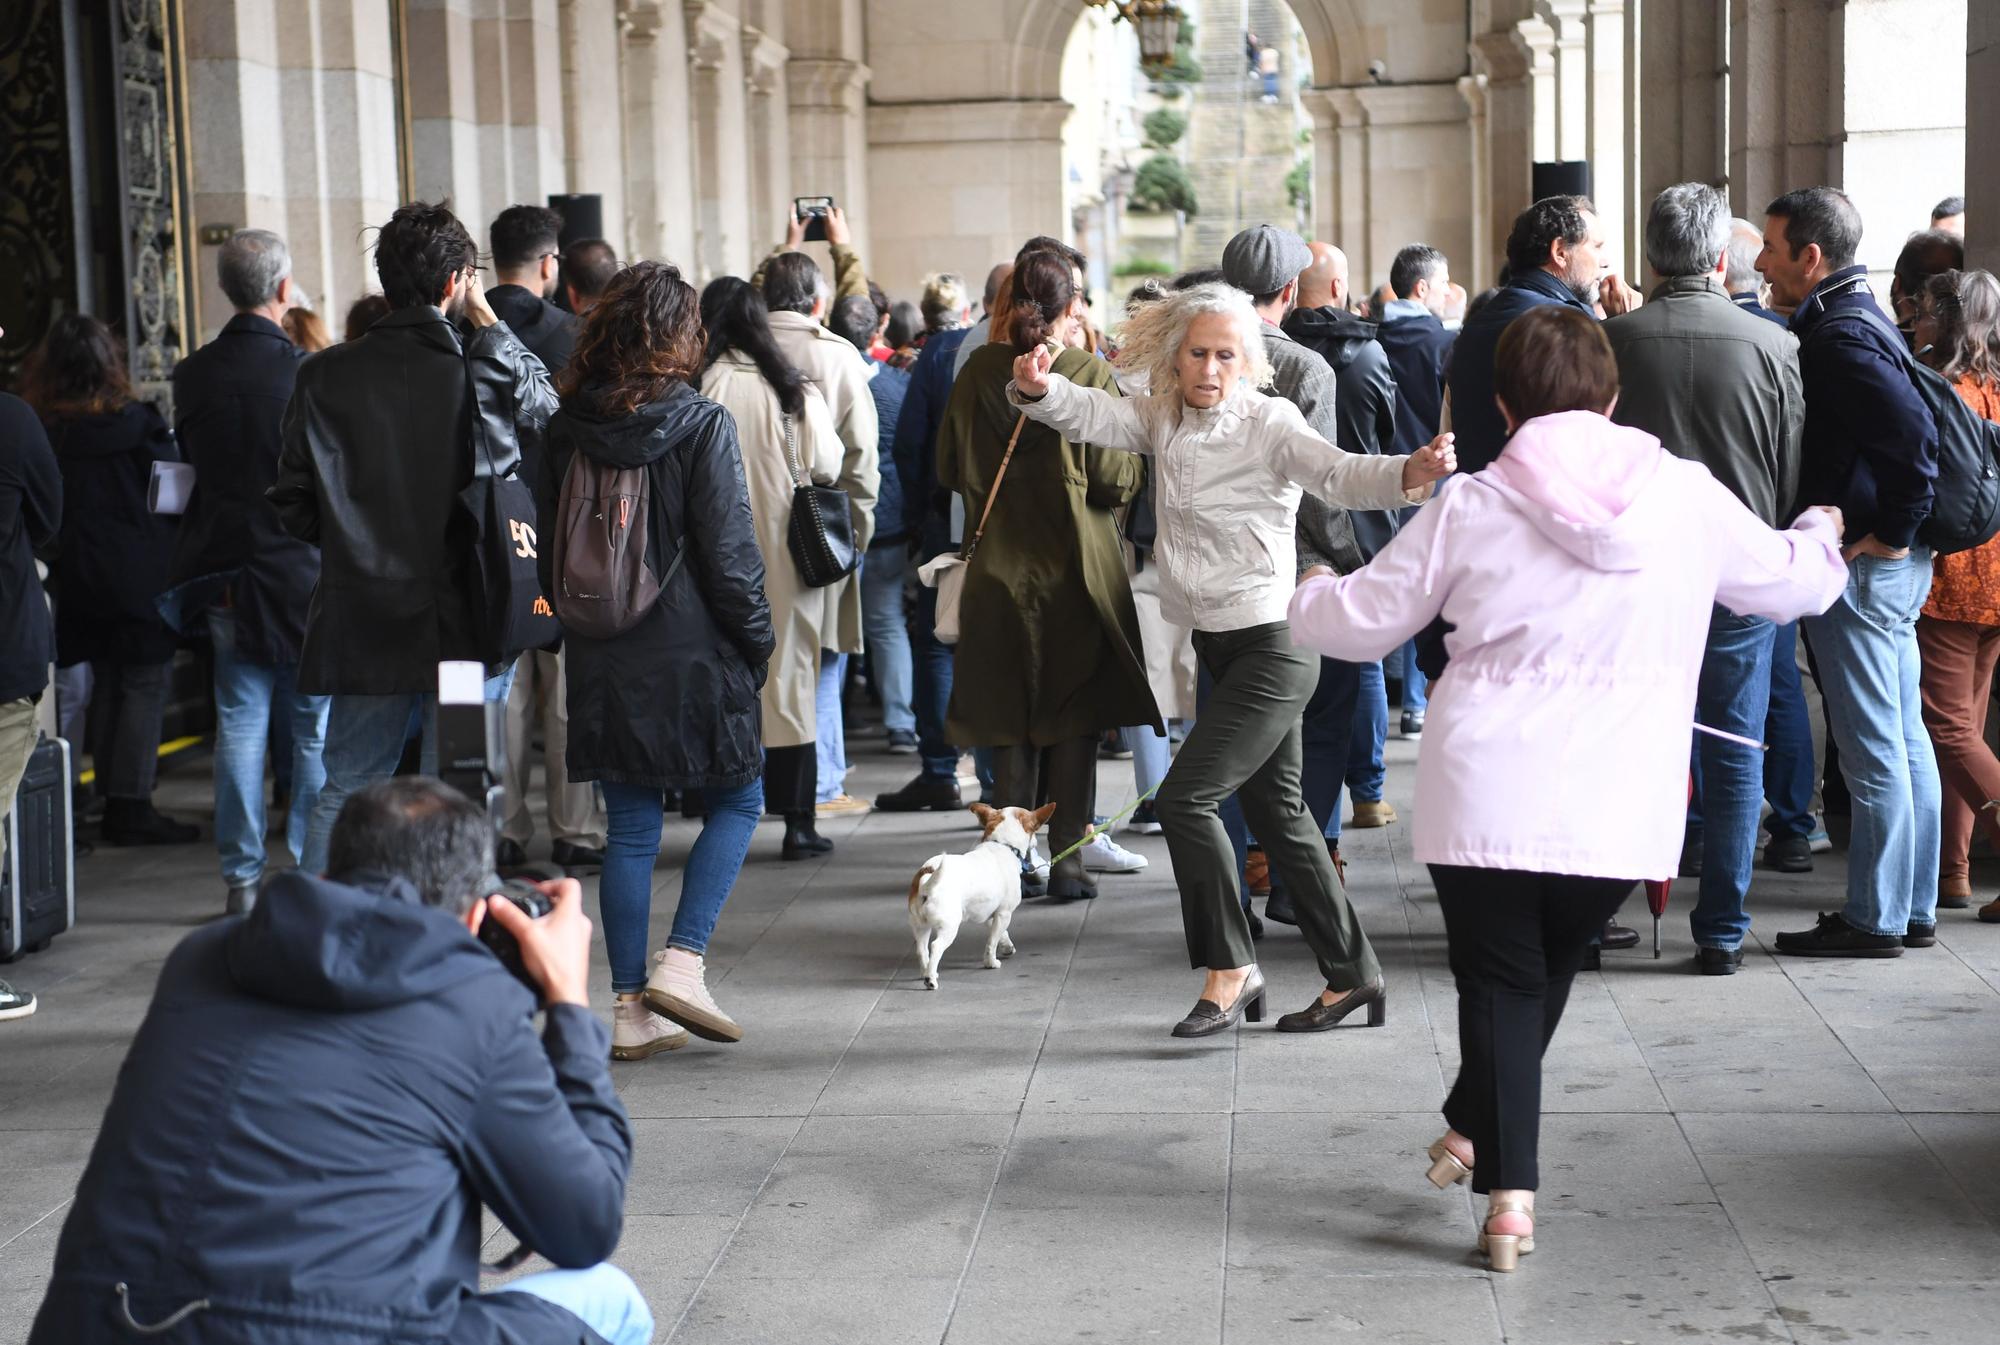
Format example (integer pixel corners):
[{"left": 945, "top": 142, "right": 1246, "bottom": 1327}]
[
  {"left": 644, "top": 948, "right": 743, "bottom": 1042},
  {"left": 611, "top": 996, "right": 689, "bottom": 1060},
  {"left": 1081, "top": 832, "right": 1148, "bottom": 874}
]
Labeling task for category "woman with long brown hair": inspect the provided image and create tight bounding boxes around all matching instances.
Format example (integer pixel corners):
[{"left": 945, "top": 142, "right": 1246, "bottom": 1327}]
[
  {"left": 536, "top": 261, "right": 775, "bottom": 1062},
  {"left": 939, "top": 244, "right": 1156, "bottom": 900},
  {"left": 22, "top": 314, "right": 197, "bottom": 845},
  {"left": 1911, "top": 269, "right": 2000, "bottom": 920}
]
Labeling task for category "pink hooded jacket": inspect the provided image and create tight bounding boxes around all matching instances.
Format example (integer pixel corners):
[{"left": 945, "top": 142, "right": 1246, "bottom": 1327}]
[{"left": 1287, "top": 411, "right": 1847, "bottom": 881}]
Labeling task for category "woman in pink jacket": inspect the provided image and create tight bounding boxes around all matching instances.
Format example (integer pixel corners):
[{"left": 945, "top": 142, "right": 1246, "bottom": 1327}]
[{"left": 1288, "top": 307, "right": 1847, "bottom": 1271}]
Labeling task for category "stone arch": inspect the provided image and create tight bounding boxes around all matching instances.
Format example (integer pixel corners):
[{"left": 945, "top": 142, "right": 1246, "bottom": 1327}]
[{"left": 1005, "top": 0, "right": 1359, "bottom": 102}]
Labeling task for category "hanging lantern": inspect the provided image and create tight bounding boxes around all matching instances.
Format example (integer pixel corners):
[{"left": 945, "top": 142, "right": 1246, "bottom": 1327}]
[{"left": 1082, "top": 0, "right": 1185, "bottom": 74}]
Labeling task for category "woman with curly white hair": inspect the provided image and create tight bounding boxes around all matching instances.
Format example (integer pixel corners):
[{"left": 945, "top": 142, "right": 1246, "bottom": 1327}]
[{"left": 1011, "top": 281, "right": 1457, "bottom": 1037}]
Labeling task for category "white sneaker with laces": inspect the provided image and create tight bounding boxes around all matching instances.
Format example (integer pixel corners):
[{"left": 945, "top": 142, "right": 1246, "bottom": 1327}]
[
  {"left": 611, "top": 995, "right": 689, "bottom": 1060},
  {"left": 0, "top": 978, "right": 37, "bottom": 1021},
  {"left": 1081, "top": 832, "right": 1148, "bottom": 874},
  {"left": 645, "top": 947, "right": 743, "bottom": 1042}
]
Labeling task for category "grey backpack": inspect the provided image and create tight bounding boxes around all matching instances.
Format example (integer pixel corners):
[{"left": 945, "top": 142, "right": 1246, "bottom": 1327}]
[{"left": 550, "top": 453, "right": 683, "bottom": 638}]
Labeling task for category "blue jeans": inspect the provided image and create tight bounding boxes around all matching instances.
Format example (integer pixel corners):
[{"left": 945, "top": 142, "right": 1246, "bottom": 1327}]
[
  {"left": 1346, "top": 658, "right": 1388, "bottom": 803},
  {"left": 492, "top": 1263, "right": 652, "bottom": 1345},
  {"left": 298, "top": 667, "right": 515, "bottom": 876},
  {"left": 910, "top": 580, "right": 959, "bottom": 779},
  {"left": 860, "top": 547, "right": 916, "bottom": 735},
  {"left": 1764, "top": 621, "right": 1816, "bottom": 839},
  {"left": 816, "top": 651, "right": 849, "bottom": 803},
  {"left": 1803, "top": 551, "right": 1943, "bottom": 935},
  {"left": 209, "top": 609, "right": 330, "bottom": 888},
  {"left": 1690, "top": 609, "right": 1774, "bottom": 951},
  {"left": 1302, "top": 658, "right": 1362, "bottom": 841},
  {"left": 600, "top": 776, "right": 763, "bottom": 992},
  {"left": 1123, "top": 725, "right": 1173, "bottom": 801},
  {"left": 1395, "top": 640, "right": 1429, "bottom": 713}
]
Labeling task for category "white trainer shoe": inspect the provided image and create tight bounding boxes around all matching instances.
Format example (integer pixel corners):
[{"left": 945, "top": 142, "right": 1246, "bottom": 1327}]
[
  {"left": 611, "top": 995, "right": 689, "bottom": 1060},
  {"left": 1081, "top": 832, "right": 1148, "bottom": 874},
  {"left": 644, "top": 948, "right": 743, "bottom": 1042}
]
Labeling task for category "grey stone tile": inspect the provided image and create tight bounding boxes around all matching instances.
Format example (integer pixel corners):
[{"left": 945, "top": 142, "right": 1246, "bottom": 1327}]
[
  {"left": 945, "top": 1268, "right": 1220, "bottom": 1345},
  {"left": 671, "top": 1273, "right": 958, "bottom": 1345},
  {"left": 1767, "top": 1278, "right": 2000, "bottom": 1344},
  {"left": 1225, "top": 1154, "right": 1478, "bottom": 1275},
  {"left": 1223, "top": 1270, "right": 1502, "bottom": 1344},
  {"left": 1906, "top": 1111, "right": 2000, "bottom": 1226},
  {"left": 625, "top": 1118, "right": 802, "bottom": 1216},
  {"left": 1535, "top": 1113, "right": 1722, "bottom": 1220}
]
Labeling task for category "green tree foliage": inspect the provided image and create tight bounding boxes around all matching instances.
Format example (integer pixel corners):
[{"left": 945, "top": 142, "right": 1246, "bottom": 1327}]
[
  {"left": 1285, "top": 160, "right": 1310, "bottom": 210},
  {"left": 1131, "top": 154, "right": 1199, "bottom": 216},
  {"left": 1141, "top": 108, "right": 1187, "bottom": 148}
]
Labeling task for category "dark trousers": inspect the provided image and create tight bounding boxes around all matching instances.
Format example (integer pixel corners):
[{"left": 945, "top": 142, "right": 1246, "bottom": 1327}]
[
  {"left": 1162, "top": 623, "right": 1380, "bottom": 987},
  {"left": 88, "top": 659, "right": 171, "bottom": 801},
  {"left": 909, "top": 582, "right": 960, "bottom": 780},
  {"left": 1433, "top": 864, "right": 1635, "bottom": 1193},
  {"left": 763, "top": 743, "right": 817, "bottom": 818},
  {"left": 991, "top": 737, "right": 1097, "bottom": 890}
]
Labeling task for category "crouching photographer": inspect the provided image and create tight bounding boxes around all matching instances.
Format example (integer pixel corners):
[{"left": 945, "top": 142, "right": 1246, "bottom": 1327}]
[{"left": 27, "top": 777, "right": 651, "bottom": 1345}]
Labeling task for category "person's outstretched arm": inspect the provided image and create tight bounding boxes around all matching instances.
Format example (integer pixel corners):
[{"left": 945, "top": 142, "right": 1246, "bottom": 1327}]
[
  {"left": 1263, "top": 397, "right": 1450, "bottom": 511},
  {"left": 1287, "top": 486, "right": 1456, "bottom": 664},
  {"left": 1007, "top": 345, "right": 1152, "bottom": 455},
  {"left": 1708, "top": 482, "right": 1848, "bottom": 623}
]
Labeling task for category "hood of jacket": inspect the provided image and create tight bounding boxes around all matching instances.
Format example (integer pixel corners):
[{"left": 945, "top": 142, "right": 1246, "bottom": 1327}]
[
  {"left": 224, "top": 869, "right": 512, "bottom": 1011},
  {"left": 1479, "top": 410, "right": 1669, "bottom": 573},
  {"left": 44, "top": 401, "right": 162, "bottom": 459},
  {"left": 1281, "top": 305, "right": 1380, "bottom": 371},
  {"left": 557, "top": 380, "right": 724, "bottom": 469}
]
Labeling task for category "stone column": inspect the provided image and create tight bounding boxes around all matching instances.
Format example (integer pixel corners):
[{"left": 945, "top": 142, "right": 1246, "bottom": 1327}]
[
  {"left": 683, "top": 0, "right": 753, "bottom": 282},
  {"left": 1457, "top": 74, "right": 1495, "bottom": 293},
  {"left": 1543, "top": 0, "right": 1589, "bottom": 161},
  {"left": 1632, "top": 0, "right": 1727, "bottom": 217},
  {"left": 1970, "top": 0, "right": 2000, "bottom": 270},
  {"left": 863, "top": 97, "right": 1067, "bottom": 301},
  {"left": 186, "top": 0, "right": 401, "bottom": 336},
  {"left": 1584, "top": 0, "right": 1629, "bottom": 273},
  {"left": 743, "top": 27, "right": 792, "bottom": 252},
  {"left": 617, "top": 0, "right": 695, "bottom": 268},
  {"left": 560, "top": 0, "right": 627, "bottom": 255},
  {"left": 1832, "top": 0, "right": 1965, "bottom": 267},
  {"left": 788, "top": 58, "right": 872, "bottom": 261},
  {"left": 1469, "top": 24, "right": 1541, "bottom": 288}
]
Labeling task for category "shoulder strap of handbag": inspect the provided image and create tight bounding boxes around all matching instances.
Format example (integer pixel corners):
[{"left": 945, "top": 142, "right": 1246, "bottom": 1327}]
[
  {"left": 781, "top": 409, "right": 804, "bottom": 488},
  {"left": 962, "top": 413, "right": 1027, "bottom": 563}
]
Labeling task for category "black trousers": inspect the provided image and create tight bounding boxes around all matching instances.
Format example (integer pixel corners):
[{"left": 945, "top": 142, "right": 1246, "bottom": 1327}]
[
  {"left": 991, "top": 738, "right": 1096, "bottom": 891},
  {"left": 763, "top": 743, "right": 817, "bottom": 818},
  {"left": 1433, "top": 864, "right": 1635, "bottom": 1194}
]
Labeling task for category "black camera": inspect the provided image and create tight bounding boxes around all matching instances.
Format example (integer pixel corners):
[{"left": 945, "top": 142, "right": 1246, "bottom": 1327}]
[{"left": 478, "top": 878, "right": 553, "bottom": 993}]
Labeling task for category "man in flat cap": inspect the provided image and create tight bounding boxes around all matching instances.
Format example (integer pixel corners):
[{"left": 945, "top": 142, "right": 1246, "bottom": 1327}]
[{"left": 1217, "top": 224, "right": 1365, "bottom": 928}]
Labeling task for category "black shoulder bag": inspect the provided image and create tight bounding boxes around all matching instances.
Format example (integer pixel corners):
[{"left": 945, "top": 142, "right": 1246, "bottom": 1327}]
[
  {"left": 783, "top": 410, "right": 859, "bottom": 587},
  {"left": 458, "top": 337, "right": 561, "bottom": 661}
]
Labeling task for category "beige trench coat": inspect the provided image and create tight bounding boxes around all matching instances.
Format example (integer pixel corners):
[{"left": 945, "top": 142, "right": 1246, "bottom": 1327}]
[
  {"left": 766, "top": 309, "right": 880, "bottom": 652},
  {"left": 703, "top": 356, "right": 848, "bottom": 749}
]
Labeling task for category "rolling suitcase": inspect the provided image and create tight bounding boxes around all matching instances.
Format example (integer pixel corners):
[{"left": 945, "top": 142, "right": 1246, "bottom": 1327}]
[{"left": 1, "top": 735, "right": 74, "bottom": 961}]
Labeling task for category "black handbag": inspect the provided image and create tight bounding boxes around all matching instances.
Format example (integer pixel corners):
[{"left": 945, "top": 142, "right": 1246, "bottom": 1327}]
[
  {"left": 782, "top": 411, "right": 858, "bottom": 588},
  {"left": 458, "top": 344, "right": 560, "bottom": 661}
]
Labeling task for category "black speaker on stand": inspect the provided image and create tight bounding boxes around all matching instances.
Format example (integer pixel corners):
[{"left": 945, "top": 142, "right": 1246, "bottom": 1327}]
[
  {"left": 547, "top": 194, "right": 604, "bottom": 248},
  {"left": 1532, "top": 161, "right": 1593, "bottom": 203}
]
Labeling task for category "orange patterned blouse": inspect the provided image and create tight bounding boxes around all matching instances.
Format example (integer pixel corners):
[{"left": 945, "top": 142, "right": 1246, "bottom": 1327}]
[{"left": 1923, "top": 375, "right": 2000, "bottom": 627}]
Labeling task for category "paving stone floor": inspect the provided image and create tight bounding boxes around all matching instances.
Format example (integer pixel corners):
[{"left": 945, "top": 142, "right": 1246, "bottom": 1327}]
[{"left": 6, "top": 729, "right": 2000, "bottom": 1343}]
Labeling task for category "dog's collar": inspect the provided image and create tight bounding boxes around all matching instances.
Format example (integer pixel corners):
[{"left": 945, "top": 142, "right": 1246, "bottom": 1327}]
[{"left": 983, "top": 834, "right": 1039, "bottom": 873}]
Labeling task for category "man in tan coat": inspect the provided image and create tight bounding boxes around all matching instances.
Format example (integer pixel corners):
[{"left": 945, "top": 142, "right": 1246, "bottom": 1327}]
[{"left": 762, "top": 251, "right": 880, "bottom": 815}]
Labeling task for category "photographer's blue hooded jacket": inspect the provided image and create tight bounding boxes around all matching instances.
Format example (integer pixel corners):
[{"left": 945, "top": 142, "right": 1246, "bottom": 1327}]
[{"left": 28, "top": 871, "right": 632, "bottom": 1345}]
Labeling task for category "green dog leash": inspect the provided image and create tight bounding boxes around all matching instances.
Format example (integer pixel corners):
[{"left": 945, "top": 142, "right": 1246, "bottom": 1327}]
[{"left": 1044, "top": 783, "right": 1162, "bottom": 868}]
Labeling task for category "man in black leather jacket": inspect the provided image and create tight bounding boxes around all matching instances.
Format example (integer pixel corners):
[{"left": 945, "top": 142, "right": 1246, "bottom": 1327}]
[{"left": 271, "top": 201, "right": 557, "bottom": 875}]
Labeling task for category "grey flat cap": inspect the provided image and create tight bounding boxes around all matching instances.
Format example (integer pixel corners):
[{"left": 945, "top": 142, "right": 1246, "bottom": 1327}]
[{"left": 1221, "top": 224, "right": 1313, "bottom": 296}]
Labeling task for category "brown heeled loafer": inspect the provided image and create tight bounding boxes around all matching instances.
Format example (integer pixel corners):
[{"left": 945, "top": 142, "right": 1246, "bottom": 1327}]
[{"left": 1274, "top": 976, "right": 1387, "bottom": 1032}]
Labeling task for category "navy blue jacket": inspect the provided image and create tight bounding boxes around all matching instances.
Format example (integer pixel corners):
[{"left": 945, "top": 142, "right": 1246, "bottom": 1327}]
[
  {"left": 892, "top": 326, "right": 973, "bottom": 559},
  {"left": 1789, "top": 266, "right": 1936, "bottom": 548},
  {"left": 1376, "top": 311, "right": 1455, "bottom": 456},
  {"left": 28, "top": 871, "right": 632, "bottom": 1345},
  {"left": 1732, "top": 291, "right": 1789, "bottom": 326},
  {"left": 1445, "top": 269, "right": 1596, "bottom": 473},
  {"left": 865, "top": 360, "right": 911, "bottom": 547},
  {"left": 0, "top": 393, "right": 60, "bottom": 703},
  {"left": 167, "top": 314, "right": 319, "bottom": 665}
]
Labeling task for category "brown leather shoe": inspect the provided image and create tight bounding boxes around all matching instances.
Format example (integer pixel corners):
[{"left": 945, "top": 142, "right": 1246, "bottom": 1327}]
[
  {"left": 1939, "top": 879, "right": 1974, "bottom": 910},
  {"left": 1244, "top": 847, "right": 1271, "bottom": 897},
  {"left": 1980, "top": 897, "right": 2000, "bottom": 924}
]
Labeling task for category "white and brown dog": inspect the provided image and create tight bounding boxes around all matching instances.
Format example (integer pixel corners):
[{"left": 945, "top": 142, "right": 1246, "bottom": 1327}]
[{"left": 908, "top": 803, "right": 1056, "bottom": 989}]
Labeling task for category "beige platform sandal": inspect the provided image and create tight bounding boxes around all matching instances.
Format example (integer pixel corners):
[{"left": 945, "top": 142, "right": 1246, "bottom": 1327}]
[{"left": 1477, "top": 1201, "right": 1536, "bottom": 1272}]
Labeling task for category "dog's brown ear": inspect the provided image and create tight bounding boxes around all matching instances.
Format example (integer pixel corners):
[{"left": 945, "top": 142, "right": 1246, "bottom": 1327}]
[
  {"left": 1029, "top": 802, "right": 1058, "bottom": 830},
  {"left": 969, "top": 802, "right": 999, "bottom": 827}
]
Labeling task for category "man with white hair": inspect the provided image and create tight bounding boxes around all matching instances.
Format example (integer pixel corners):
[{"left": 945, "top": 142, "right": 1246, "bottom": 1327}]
[
  {"left": 1725, "top": 217, "right": 1787, "bottom": 325},
  {"left": 167, "top": 229, "right": 326, "bottom": 915},
  {"left": 1604, "top": 182, "right": 1805, "bottom": 976}
]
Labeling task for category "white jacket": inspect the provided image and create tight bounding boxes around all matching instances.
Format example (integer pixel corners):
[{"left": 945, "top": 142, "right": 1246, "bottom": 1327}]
[{"left": 1012, "top": 374, "right": 1422, "bottom": 632}]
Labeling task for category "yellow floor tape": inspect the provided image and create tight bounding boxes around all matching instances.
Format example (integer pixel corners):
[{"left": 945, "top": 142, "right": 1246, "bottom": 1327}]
[{"left": 77, "top": 736, "right": 205, "bottom": 788}]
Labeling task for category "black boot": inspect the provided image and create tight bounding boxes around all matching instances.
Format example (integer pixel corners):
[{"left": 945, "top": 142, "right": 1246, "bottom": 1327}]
[
  {"left": 782, "top": 814, "right": 834, "bottom": 861},
  {"left": 101, "top": 799, "right": 199, "bottom": 847}
]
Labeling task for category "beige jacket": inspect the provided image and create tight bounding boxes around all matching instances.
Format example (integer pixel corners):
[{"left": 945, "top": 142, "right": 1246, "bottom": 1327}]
[
  {"left": 766, "top": 310, "right": 881, "bottom": 651},
  {"left": 702, "top": 356, "right": 846, "bottom": 747}
]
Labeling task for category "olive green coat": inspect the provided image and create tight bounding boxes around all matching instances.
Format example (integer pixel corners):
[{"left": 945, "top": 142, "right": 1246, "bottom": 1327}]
[{"left": 938, "top": 343, "right": 1160, "bottom": 748}]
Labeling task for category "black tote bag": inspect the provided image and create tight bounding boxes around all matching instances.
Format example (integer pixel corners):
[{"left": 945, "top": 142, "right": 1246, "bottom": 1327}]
[
  {"left": 781, "top": 412, "right": 858, "bottom": 588},
  {"left": 458, "top": 347, "right": 560, "bottom": 662}
]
